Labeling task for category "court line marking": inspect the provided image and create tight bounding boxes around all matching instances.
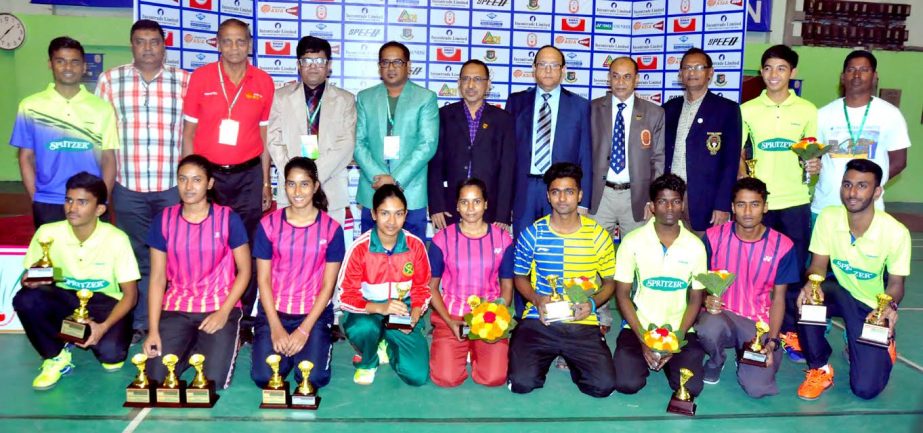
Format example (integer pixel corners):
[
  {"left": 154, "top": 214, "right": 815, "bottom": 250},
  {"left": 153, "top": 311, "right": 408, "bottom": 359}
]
[{"left": 121, "top": 407, "right": 150, "bottom": 433}]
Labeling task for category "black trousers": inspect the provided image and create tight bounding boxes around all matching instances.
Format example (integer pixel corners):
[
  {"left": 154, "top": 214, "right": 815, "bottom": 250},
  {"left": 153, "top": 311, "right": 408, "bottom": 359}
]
[
  {"left": 764, "top": 203, "right": 811, "bottom": 334},
  {"left": 612, "top": 328, "right": 706, "bottom": 397}
]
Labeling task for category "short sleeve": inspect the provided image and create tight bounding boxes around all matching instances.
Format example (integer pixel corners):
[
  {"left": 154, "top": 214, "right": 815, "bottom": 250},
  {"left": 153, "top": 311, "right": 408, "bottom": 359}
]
[
  {"left": 23, "top": 226, "right": 45, "bottom": 268},
  {"left": 886, "top": 225, "right": 912, "bottom": 277},
  {"left": 182, "top": 69, "right": 204, "bottom": 123},
  {"left": 146, "top": 211, "right": 167, "bottom": 252},
  {"left": 99, "top": 104, "right": 120, "bottom": 150},
  {"left": 883, "top": 103, "right": 911, "bottom": 151},
  {"left": 702, "top": 234, "right": 714, "bottom": 265},
  {"left": 114, "top": 231, "right": 141, "bottom": 283},
  {"left": 594, "top": 226, "right": 615, "bottom": 278},
  {"left": 427, "top": 242, "right": 445, "bottom": 278},
  {"left": 690, "top": 241, "right": 707, "bottom": 290},
  {"left": 326, "top": 226, "right": 346, "bottom": 262},
  {"left": 613, "top": 237, "right": 637, "bottom": 284},
  {"left": 499, "top": 245, "right": 514, "bottom": 279},
  {"left": 773, "top": 246, "right": 801, "bottom": 285},
  {"left": 513, "top": 225, "right": 537, "bottom": 276},
  {"left": 252, "top": 223, "right": 272, "bottom": 260},
  {"left": 227, "top": 211, "right": 249, "bottom": 249},
  {"left": 10, "top": 100, "right": 35, "bottom": 150},
  {"left": 259, "top": 76, "right": 274, "bottom": 125},
  {"left": 808, "top": 210, "right": 833, "bottom": 256}
]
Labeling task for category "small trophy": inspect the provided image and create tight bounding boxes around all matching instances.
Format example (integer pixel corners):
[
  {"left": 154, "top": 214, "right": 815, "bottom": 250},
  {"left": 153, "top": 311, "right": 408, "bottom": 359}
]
[
  {"left": 155, "top": 354, "right": 186, "bottom": 407},
  {"left": 739, "top": 321, "right": 770, "bottom": 367},
  {"left": 542, "top": 275, "right": 574, "bottom": 323},
  {"left": 858, "top": 293, "right": 893, "bottom": 348},
  {"left": 666, "top": 367, "right": 697, "bottom": 416},
  {"left": 260, "top": 354, "right": 290, "bottom": 409},
  {"left": 798, "top": 274, "right": 827, "bottom": 326},
  {"left": 459, "top": 323, "right": 470, "bottom": 338},
  {"left": 24, "top": 238, "right": 56, "bottom": 286},
  {"left": 383, "top": 284, "right": 413, "bottom": 330},
  {"left": 290, "top": 360, "right": 320, "bottom": 410},
  {"left": 124, "top": 353, "right": 157, "bottom": 407},
  {"left": 745, "top": 159, "right": 758, "bottom": 178},
  {"left": 184, "top": 353, "right": 219, "bottom": 407},
  {"left": 58, "top": 289, "right": 93, "bottom": 344}
]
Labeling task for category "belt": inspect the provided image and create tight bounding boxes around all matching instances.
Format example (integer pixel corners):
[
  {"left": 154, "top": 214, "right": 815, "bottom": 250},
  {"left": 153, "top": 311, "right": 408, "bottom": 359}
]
[
  {"left": 605, "top": 181, "right": 631, "bottom": 191},
  {"left": 214, "top": 156, "right": 260, "bottom": 174}
]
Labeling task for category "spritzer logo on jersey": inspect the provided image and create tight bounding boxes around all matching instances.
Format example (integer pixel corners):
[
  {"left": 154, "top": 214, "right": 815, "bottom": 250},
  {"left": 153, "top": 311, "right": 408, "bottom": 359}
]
[
  {"left": 757, "top": 138, "right": 795, "bottom": 152},
  {"left": 48, "top": 138, "right": 93, "bottom": 152},
  {"left": 833, "top": 260, "right": 877, "bottom": 280},
  {"left": 643, "top": 277, "right": 689, "bottom": 291},
  {"left": 64, "top": 278, "right": 109, "bottom": 291}
]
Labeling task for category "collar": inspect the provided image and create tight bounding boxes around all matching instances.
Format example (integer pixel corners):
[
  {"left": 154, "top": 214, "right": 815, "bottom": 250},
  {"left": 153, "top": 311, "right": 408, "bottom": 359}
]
[
  {"left": 535, "top": 85, "right": 561, "bottom": 101},
  {"left": 684, "top": 91, "right": 707, "bottom": 105},
  {"left": 46, "top": 83, "right": 89, "bottom": 101},
  {"left": 640, "top": 218, "right": 695, "bottom": 247},
  {"left": 303, "top": 81, "right": 326, "bottom": 100},
  {"left": 218, "top": 60, "right": 254, "bottom": 84},
  {"left": 731, "top": 222, "right": 770, "bottom": 242},
  {"left": 131, "top": 64, "right": 166, "bottom": 83},
  {"left": 757, "top": 89, "right": 797, "bottom": 107},
  {"left": 369, "top": 228, "right": 409, "bottom": 254},
  {"left": 63, "top": 220, "right": 102, "bottom": 246},
  {"left": 612, "top": 93, "right": 635, "bottom": 112},
  {"left": 832, "top": 206, "right": 882, "bottom": 243}
]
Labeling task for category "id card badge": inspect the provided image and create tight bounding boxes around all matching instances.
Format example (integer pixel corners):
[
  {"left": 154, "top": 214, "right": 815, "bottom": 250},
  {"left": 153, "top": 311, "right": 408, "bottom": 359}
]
[
  {"left": 300, "top": 134, "right": 319, "bottom": 159},
  {"left": 383, "top": 135, "right": 401, "bottom": 160},
  {"left": 218, "top": 119, "right": 240, "bottom": 146}
]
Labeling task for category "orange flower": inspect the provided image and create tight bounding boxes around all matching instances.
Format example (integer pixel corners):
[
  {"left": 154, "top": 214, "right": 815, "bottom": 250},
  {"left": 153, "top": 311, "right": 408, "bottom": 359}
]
[
  {"left": 716, "top": 270, "right": 731, "bottom": 280},
  {"left": 469, "top": 302, "right": 512, "bottom": 341}
]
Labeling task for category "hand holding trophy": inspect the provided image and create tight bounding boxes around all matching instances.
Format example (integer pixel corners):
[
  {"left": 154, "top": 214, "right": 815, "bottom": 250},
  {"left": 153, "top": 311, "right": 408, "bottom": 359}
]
[
  {"left": 58, "top": 289, "right": 94, "bottom": 344},
  {"left": 858, "top": 293, "right": 894, "bottom": 348},
  {"left": 798, "top": 274, "right": 827, "bottom": 326},
  {"left": 383, "top": 284, "right": 413, "bottom": 330},
  {"left": 740, "top": 321, "right": 771, "bottom": 367},
  {"left": 542, "top": 275, "right": 574, "bottom": 323}
]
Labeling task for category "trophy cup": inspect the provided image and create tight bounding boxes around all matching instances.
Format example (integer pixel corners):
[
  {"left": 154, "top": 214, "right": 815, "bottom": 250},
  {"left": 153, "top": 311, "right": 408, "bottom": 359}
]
[
  {"left": 290, "top": 360, "right": 320, "bottom": 410},
  {"left": 798, "top": 274, "right": 827, "bottom": 326},
  {"left": 745, "top": 159, "right": 758, "bottom": 178},
  {"left": 24, "top": 238, "right": 56, "bottom": 286},
  {"left": 124, "top": 353, "right": 157, "bottom": 407},
  {"left": 383, "top": 284, "right": 413, "bottom": 330},
  {"left": 666, "top": 368, "right": 697, "bottom": 416},
  {"left": 739, "top": 321, "right": 770, "bottom": 367},
  {"left": 542, "top": 275, "right": 574, "bottom": 323},
  {"left": 184, "top": 353, "right": 219, "bottom": 407},
  {"left": 858, "top": 293, "right": 893, "bottom": 348},
  {"left": 58, "top": 289, "right": 93, "bottom": 344},
  {"left": 260, "top": 354, "right": 290, "bottom": 409},
  {"left": 155, "top": 354, "right": 186, "bottom": 407}
]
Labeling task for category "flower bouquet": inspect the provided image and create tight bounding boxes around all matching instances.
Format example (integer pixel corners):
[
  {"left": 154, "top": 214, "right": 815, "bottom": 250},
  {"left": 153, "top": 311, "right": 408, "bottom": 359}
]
[
  {"left": 463, "top": 295, "right": 516, "bottom": 343},
  {"left": 791, "top": 137, "right": 833, "bottom": 184},
  {"left": 562, "top": 276, "right": 598, "bottom": 304},
  {"left": 643, "top": 324, "right": 688, "bottom": 368},
  {"left": 694, "top": 270, "right": 736, "bottom": 314}
]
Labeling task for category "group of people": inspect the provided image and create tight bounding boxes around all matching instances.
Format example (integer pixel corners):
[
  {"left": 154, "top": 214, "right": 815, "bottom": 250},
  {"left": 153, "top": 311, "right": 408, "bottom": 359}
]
[{"left": 10, "top": 17, "right": 911, "bottom": 405}]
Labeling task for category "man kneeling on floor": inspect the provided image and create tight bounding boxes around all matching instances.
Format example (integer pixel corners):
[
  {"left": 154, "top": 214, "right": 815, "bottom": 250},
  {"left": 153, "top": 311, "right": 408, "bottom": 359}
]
[{"left": 14, "top": 172, "right": 139, "bottom": 390}]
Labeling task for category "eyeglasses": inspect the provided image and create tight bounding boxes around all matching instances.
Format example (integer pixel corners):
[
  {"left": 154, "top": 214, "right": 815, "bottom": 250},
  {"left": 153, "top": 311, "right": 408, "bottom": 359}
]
[
  {"left": 681, "top": 64, "right": 711, "bottom": 72},
  {"left": 378, "top": 59, "right": 408, "bottom": 68},
  {"left": 298, "top": 58, "right": 328, "bottom": 67},
  {"left": 459, "top": 76, "right": 488, "bottom": 84},
  {"left": 535, "top": 62, "right": 563, "bottom": 70}
]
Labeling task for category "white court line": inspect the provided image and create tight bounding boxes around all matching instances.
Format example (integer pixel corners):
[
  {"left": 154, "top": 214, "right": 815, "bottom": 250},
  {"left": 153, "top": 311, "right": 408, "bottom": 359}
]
[
  {"left": 122, "top": 407, "right": 151, "bottom": 433},
  {"left": 830, "top": 321, "right": 923, "bottom": 374}
]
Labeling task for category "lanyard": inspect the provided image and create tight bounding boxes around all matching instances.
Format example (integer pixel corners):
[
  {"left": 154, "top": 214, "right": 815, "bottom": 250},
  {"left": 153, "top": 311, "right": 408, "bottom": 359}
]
[
  {"left": 843, "top": 99, "right": 871, "bottom": 147},
  {"left": 307, "top": 99, "right": 323, "bottom": 126},
  {"left": 218, "top": 62, "right": 246, "bottom": 119},
  {"left": 386, "top": 96, "right": 397, "bottom": 134}
]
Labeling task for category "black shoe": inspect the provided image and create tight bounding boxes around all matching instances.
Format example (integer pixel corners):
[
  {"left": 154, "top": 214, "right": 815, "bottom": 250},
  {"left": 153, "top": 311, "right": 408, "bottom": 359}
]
[
  {"left": 239, "top": 326, "right": 254, "bottom": 346},
  {"left": 131, "top": 329, "right": 147, "bottom": 345},
  {"left": 331, "top": 325, "right": 347, "bottom": 342}
]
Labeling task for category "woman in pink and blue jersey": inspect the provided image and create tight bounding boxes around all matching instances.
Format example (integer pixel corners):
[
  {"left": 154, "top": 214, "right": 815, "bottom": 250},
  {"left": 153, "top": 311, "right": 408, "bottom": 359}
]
[
  {"left": 143, "top": 154, "right": 251, "bottom": 389},
  {"left": 250, "top": 157, "right": 345, "bottom": 389},
  {"left": 428, "top": 178, "right": 514, "bottom": 387}
]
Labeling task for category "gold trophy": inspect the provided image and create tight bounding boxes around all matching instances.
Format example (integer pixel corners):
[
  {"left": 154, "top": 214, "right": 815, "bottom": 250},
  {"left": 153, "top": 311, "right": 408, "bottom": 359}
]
[
  {"left": 124, "top": 353, "right": 157, "bottom": 407},
  {"left": 184, "top": 353, "right": 219, "bottom": 407},
  {"left": 745, "top": 159, "right": 758, "bottom": 178},
  {"left": 260, "top": 354, "right": 290, "bottom": 408},
  {"left": 666, "top": 367, "right": 697, "bottom": 416},
  {"left": 155, "top": 354, "right": 186, "bottom": 407},
  {"left": 740, "top": 321, "right": 771, "bottom": 367},
  {"left": 290, "top": 360, "right": 320, "bottom": 409},
  {"left": 542, "top": 275, "right": 574, "bottom": 323},
  {"left": 58, "top": 289, "right": 94, "bottom": 344},
  {"left": 798, "top": 274, "right": 827, "bottom": 326},
  {"left": 24, "top": 237, "right": 57, "bottom": 285},
  {"left": 384, "top": 283, "right": 413, "bottom": 330},
  {"left": 858, "top": 293, "right": 893, "bottom": 348}
]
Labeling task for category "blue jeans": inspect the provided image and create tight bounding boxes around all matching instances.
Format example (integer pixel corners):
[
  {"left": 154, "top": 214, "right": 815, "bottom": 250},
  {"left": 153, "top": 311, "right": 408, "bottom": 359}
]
[{"left": 250, "top": 305, "right": 334, "bottom": 389}]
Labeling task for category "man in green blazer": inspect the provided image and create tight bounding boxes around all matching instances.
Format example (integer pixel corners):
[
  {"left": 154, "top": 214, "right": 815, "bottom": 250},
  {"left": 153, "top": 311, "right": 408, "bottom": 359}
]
[{"left": 354, "top": 41, "right": 439, "bottom": 241}]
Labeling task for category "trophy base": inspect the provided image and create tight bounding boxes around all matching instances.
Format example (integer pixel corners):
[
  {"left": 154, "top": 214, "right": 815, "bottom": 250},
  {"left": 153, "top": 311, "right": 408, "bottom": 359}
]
[
  {"left": 384, "top": 314, "right": 413, "bottom": 330},
  {"left": 123, "top": 381, "right": 158, "bottom": 408},
  {"left": 22, "top": 276, "right": 55, "bottom": 286},
  {"left": 798, "top": 305, "right": 827, "bottom": 326},
  {"left": 544, "top": 301, "right": 574, "bottom": 323},
  {"left": 290, "top": 393, "right": 321, "bottom": 410},
  {"left": 58, "top": 319, "right": 90, "bottom": 344},
  {"left": 155, "top": 381, "right": 187, "bottom": 408},
  {"left": 739, "top": 350, "right": 768, "bottom": 368},
  {"left": 185, "top": 380, "right": 220, "bottom": 408},
  {"left": 857, "top": 323, "right": 890, "bottom": 348},
  {"left": 459, "top": 324, "right": 470, "bottom": 339},
  {"left": 666, "top": 396, "right": 697, "bottom": 416},
  {"left": 260, "top": 382, "right": 291, "bottom": 409},
  {"left": 797, "top": 319, "right": 827, "bottom": 326}
]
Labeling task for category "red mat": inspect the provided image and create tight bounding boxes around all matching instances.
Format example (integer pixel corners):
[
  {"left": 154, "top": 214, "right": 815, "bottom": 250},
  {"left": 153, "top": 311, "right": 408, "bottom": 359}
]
[{"left": 0, "top": 215, "right": 34, "bottom": 246}]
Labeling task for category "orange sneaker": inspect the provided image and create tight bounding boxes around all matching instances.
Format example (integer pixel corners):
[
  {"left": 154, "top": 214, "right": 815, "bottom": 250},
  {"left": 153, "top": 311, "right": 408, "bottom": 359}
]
[
  {"left": 781, "top": 332, "right": 806, "bottom": 363},
  {"left": 888, "top": 340, "right": 897, "bottom": 364},
  {"left": 797, "top": 366, "right": 834, "bottom": 400}
]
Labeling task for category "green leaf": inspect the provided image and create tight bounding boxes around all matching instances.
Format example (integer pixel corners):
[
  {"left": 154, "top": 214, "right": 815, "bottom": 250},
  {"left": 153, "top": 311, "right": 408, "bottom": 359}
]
[{"left": 565, "top": 285, "right": 589, "bottom": 303}]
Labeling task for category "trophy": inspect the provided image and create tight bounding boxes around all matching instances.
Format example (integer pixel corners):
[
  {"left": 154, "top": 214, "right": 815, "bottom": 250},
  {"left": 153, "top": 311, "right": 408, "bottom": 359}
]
[
  {"left": 24, "top": 238, "right": 56, "bottom": 286},
  {"left": 124, "top": 353, "right": 157, "bottom": 407},
  {"left": 542, "top": 275, "right": 574, "bottom": 323},
  {"left": 58, "top": 289, "right": 93, "bottom": 344},
  {"left": 745, "top": 159, "right": 758, "bottom": 178},
  {"left": 155, "top": 354, "right": 186, "bottom": 407},
  {"left": 184, "top": 353, "right": 219, "bottom": 407},
  {"left": 798, "top": 274, "right": 827, "bottom": 326},
  {"left": 260, "top": 354, "right": 291, "bottom": 409},
  {"left": 858, "top": 293, "right": 893, "bottom": 348},
  {"left": 666, "top": 368, "right": 697, "bottom": 416},
  {"left": 383, "top": 284, "right": 413, "bottom": 330},
  {"left": 739, "top": 321, "right": 770, "bottom": 367},
  {"left": 290, "top": 360, "right": 320, "bottom": 410}
]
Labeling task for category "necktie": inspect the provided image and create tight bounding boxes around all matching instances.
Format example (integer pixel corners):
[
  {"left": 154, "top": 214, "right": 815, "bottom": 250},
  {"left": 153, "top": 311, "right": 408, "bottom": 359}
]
[
  {"left": 610, "top": 102, "right": 627, "bottom": 174},
  {"left": 533, "top": 93, "right": 552, "bottom": 174},
  {"left": 307, "top": 91, "right": 319, "bottom": 135}
]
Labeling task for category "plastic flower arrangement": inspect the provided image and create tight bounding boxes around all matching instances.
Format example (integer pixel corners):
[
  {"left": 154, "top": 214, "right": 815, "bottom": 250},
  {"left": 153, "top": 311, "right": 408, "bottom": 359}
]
[{"left": 463, "top": 295, "right": 516, "bottom": 343}]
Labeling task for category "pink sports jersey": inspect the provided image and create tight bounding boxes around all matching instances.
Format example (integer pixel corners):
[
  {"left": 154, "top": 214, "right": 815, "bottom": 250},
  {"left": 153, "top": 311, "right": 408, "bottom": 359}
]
[{"left": 430, "top": 225, "right": 514, "bottom": 316}]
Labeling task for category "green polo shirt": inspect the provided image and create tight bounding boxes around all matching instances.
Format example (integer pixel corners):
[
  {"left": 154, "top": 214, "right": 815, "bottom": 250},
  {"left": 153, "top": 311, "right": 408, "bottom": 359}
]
[
  {"left": 809, "top": 206, "right": 911, "bottom": 308},
  {"left": 741, "top": 90, "right": 817, "bottom": 210}
]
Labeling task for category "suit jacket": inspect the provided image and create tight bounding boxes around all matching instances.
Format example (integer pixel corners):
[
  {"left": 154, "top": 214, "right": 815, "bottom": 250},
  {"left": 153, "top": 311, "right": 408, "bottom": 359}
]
[
  {"left": 589, "top": 94, "right": 665, "bottom": 220},
  {"left": 428, "top": 101, "right": 516, "bottom": 224},
  {"left": 354, "top": 81, "right": 439, "bottom": 210},
  {"left": 664, "top": 91, "right": 742, "bottom": 231},
  {"left": 267, "top": 81, "right": 356, "bottom": 213},
  {"left": 505, "top": 86, "right": 592, "bottom": 214}
]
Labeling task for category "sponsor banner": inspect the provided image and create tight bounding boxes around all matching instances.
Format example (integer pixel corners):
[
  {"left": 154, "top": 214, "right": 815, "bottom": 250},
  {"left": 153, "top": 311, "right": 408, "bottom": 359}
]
[
  {"left": 594, "top": 52, "right": 631, "bottom": 69},
  {"left": 563, "top": 51, "right": 592, "bottom": 69},
  {"left": 511, "top": 48, "right": 538, "bottom": 65},
  {"left": 431, "top": 46, "right": 466, "bottom": 63},
  {"left": 485, "top": 65, "right": 509, "bottom": 81},
  {"left": 591, "top": 70, "right": 610, "bottom": 88},
  {"left": 183, "top": 10, "right": 220, "bottom": 32},
  {"left": 342, "top": 60, "right": 382, "bottom": 78},
  {"left": 343, "top": 5, "right": 386, "bottom": 24},
  {"left": 301, "top": 21, "right": 343, "bottom": 40},
  {"left": 513, "top": 0, "right": 551, "bottom": 13},
  {"left": 704, "top": 12, "right": 745, "bottom": 32},
  {"left": 258, "top": 20, "right": 299, "bottom": 38},
  {"left": 182, "top": 51, "right": 219, "bottom": 70},
  {"left": 553, "top": 34, "right": 592, "bottom": 51},
  {"left": 510, "top": 67, "right": 535, "bottom": 84},
  {"left": 431, "top": 0, "right": 471, "bottom": 7},
  {"left": 513, "top": 31, "right": 551, "bottom": 49},
  {"left": 138, "top": 4, "right": 181, "bottom": 27},
  {"left": 632, "top": 17, "right": 665, "bottom": 35},
  {"left": 633, "top": 0, "right": 666, "bottom": 17},
  {"left": 594, "top": 35, "right": 631, "bottom": 53},
  {"left": 670, "top": 15, "right": 700, "bottom": 33},
  {"left": 663, "top": 89, "right": 686, "bottom": 102},
  {"left": 430, "top": 81, "right": 460, "bottom": 97},
  {"left": 183, "top": 30, "right": 219, "bottom": 51},
  {"left": 343, "top": 42, "right": 380, "bottom": 60},
  {"left": 388, "top": 26, "right": 425, "bottom": 42},
  {"left": 554, "top": 0, "right": 592, "bottom": 15},
  {"left": 187, "top": 0, "right": 218, "bottom": 13},
  {"left": 221, "top": 0, "right": 254, "bottom": 16},
  {"left": 562, "top": 69, "right": 590, "bottom": 86},
  {"left": 712, "top": 90, "right": 740, "bottom": 101},
  {"left": 668, "top": 0, "right": 703, "bottom": 14},
  {"left": 258, "top": 56, "right": 299, "bottom": 75},
  {"left": 472, "top": 10, "right": 511, "bottom": 28},
  {"left": 256, "top": 2, "right": 300, "bottom": 19},
  {"left": 631, "top": 36, "right": 665, "bottom": 53},
  {"left": 593, "top": 18, "right": 632, "bottom": 34},
  {"left": 704, "top": 0, "right": 745, "bottom": 13},
  {"left": 666, "top": 33, "right": 702, "bottom": 52},
  {"left": 389, "top": 8, "right": 429, "bottom": 25},
  {"left": 636, "top": 90, "right": 664, "bottom": 104},
  {"left": 703, "top": 31, "right": 744, "bottom": 51},
  {"left": 431, "top": 9, "right": 471, "bottom": 27},
  {"left": 595, "top": 1, "right": 632, "bottom": 18},
  {"left": 635, "top": 54, "right": 663, "bottom": 71},
  {"left": 557, "top": 17, "right": 590, "bottom": 33},
  {"left": 165, "top": 49, "right": 182, "bottom": 67},
  {"left": 472, "top": 0, "right": 513, "bottom": 11},
  {"left": 430, "top": 27, "right": 471, "bottom": 44},
  {"left": 514, "top": 13, "right": 553, "bottom": 31},
  {"left": 712, "top": 51, "right": 742, "bottom": 69},
  {"left": 429, "top": 63, "right": 464, "bottom": 80},
  {"left": 472, "top": 47, "right": 511, "bottom": 64},
  {"left": 636, "top": 71, "right": 665, "bottom": 88},
  {"left": 472, "top": 29, "right": 510, "bottom": 46},
  {"left": 302, "top": 3, "right": 343, "bottom": 21},
  {"left": 343, "top": 24, "right": 386, "bottom": 42},
  {"left": 486, "top": 83, "right": 509, "bottom": 101},
  {"left": 709, "top": 71, "right": 741, "bottom": 89}
]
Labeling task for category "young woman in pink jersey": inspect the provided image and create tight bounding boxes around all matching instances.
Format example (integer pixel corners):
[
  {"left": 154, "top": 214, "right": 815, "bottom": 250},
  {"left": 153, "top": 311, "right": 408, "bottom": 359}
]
[
  {"left": 250, "top": 157, "right": 345, "bottom": 390},
  {"left": 143, "top": 154, "right": 251, "bottom": 389},
  {"left": 428, "top": 178, "right": 514, "bottom": 387}
]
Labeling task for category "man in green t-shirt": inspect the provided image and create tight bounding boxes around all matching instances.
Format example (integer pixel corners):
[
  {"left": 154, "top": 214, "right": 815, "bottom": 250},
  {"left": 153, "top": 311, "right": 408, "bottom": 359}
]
[{"left": 14, "top": 172, "right": 140, "bottom": 391}]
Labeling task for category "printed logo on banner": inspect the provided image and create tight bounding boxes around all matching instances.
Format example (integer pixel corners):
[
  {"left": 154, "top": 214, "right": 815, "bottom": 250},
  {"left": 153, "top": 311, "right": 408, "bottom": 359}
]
[
  {"left": 257, "top": 2, "right": 299, "bottom": 19},
  {"left": 591, "top": 70, "right": 609, "bottom": 87},
  {"left": 259, "top": 57, "right": 298, "bottom": 75},
  {"left": 636, "top": 90, "right": 663, "bottom": 104},
  {"left": 713, "top": 52, "right": 742, "bottom": 69},
  {"left": 474, "top": 0, "right": 512, "bottom": 10},
  {"left": 183, "top": 31, "right": 218, "bottom": 51},
  {"left": 221, "top": 0, "right": 254, "bottom": 16},
  {"left": 595, "top": 1, "right": 632, "bottom": 17},
  {"left": 435, "top": 47, "right": 464, "bottom": 62},
  {"left": 593, "top": 18, "right": 631, "bottom": 34},
  {"left": 437, "top": 83, "right": 458, "bottom": 97},
  {"left": 430, "top": 28, "right": 470, "bottom": 44},
  {"left": 636, "top": 54, "right": 661, "bottom": 70},
  {"left": 344, "top": 25, "right": 385, "bottom": 42},
  {"left": 671, "top": 17, "right": 698, "bottom": 33},
  {"left": 666, "top": 34, "right": 701, "bottom": 52},
  {"left": 705, "top": 0, "right": 745, "bottom": 12},
  {"left": 261, "top": 40, "right": 292, "bottom": 56},
  {"left": 165, "top": 49, "right": 181, "bottom": 67},
  {"left": 410, "top": 64, "right": 425, "bottom": 77},
  {"left": 704, "top": 13, "right": 744, "bottom": 32},
  {"left": 563, "top": 51, "right": 590, "bottom": 68},
  {"left": 710, "top": 72, "right": 740, "bottom": 89},
  {"left": 514, "top": 14, "right": 552, "bottom": 31},
  {"left": 486, "top": 83, "right": 508, "bottom": 100},
  {"left": 258, "top": 21, "right": 298, "bottom": 38},
  {"left": 183, "top": 51, "right": 218, "bottom": 70},
  {"left": 559, "top": 18, "right": 587, "bottom": 32},
  {"left": 444, "top": 10, "right": 456, "bottom": 25},
  {"left": 632, "top": 36, "right": 664, "bottom": 53},
  {"left": 594, "top": 35, "right": 630, "bottom": 52},
  {"left": 554, "top": 35, "right": 591, "bottom": 50},
  {"left": 183, "top": 11, "right": 219, "bottom": 32},
  {"left": 472, "top": 47, "right": 509, "bottom": 63},
  {"left": 704, "top": 32, "right": 743, "bottom": 50},
  {"left": 139, "top": 5, "right": 180, "bottom": 27},
  {"left": 392, "top": 9, "right": 427, "bottom": 25},
  {"left": 478, "top": 31, "right": 505, "bottom": 45},
  {"left": 398, "top": 27, "right": 416, "bottom": 41},
  {"left": 632, "top": 18, "right": 665, "bottom": 35},
  {"left": 636, "top": 72, "right": 664, "bottom": 88},
  {"left": 512, "top": 49, "right": 537, "bottom": 65},
  {"left": 632, "top": 0, "right": 665, "bottom": 17},
  {"left": 667, "top": 0, "right": 702, "bottom": 14},
  {"left": 664, "top": 90, "right": 686, "bottom": 102},
  {"left": 344, "top": 6, "right": 385, "bottom": 24},
  {"left": 429, "top": 64, "right": 462, "bottom": 80},
  {"left": 301, "top": 22, "right": 341, "bottom": 40},
  {"left": 187, "top": 0, "right": 215, "bottom": 12},
  {"left": 513, "top": 31, "right": 549, "bottom": 48},
  {"left": 392, "top": 0, "right": 425, "bottom": 6},
  {"left": 713, "top": 91, "right": 740, "bottom": 101},
  {"left": 164, "top": 30, "right": 177, "bottom": 47},
  {"left": 432, "top": 0, "right": 470, "bottom": 7},
  {"left": 344, "top": 42, "right": 379, "bottom": 60},
  {"left": 511, "top": 67, "right": 535, "bottom": 83},
  {"left": 551, "top": 0, "right": 585, "bottom": 14},
  {"left": 472, "top": 11, "right": 510, "bottom": 28},
  {"left": 431, "top": 9, "right": 470, "bottom": 27}
]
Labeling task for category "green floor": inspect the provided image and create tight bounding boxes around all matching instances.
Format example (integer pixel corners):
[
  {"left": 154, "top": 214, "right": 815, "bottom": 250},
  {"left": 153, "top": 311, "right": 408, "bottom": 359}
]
[{"left": 1, "top": 236, "right": 922, "bottom": 433}]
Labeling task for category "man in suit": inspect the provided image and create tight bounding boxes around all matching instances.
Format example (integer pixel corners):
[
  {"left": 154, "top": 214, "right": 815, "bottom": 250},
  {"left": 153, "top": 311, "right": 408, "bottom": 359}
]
[
  {"left": 267, "top": 36, "right": 356, "bottom": 224},
  {"left": 354, "top": 41, "right": 439, "bottom": 241},
  {"left": 664, "top": 48, "right": 741, "bottom": 234},
  {"left": 590, "top": 56, "right": 665, "bottom": 238},
  {"left": 429, "top": 59, "right": 515, "bottom": 231},
  {"left": 506, "top": 45, "right": 592, "bottom": 238}
]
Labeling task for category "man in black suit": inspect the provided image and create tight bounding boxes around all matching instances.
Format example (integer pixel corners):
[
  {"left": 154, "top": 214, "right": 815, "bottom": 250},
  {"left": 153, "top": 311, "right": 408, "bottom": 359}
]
[
  {"left": 663, "top": 48, "right": 741, "bottom": 234},
  {"left": 429, "top": 59, "right": 515, "bottom": 231}
]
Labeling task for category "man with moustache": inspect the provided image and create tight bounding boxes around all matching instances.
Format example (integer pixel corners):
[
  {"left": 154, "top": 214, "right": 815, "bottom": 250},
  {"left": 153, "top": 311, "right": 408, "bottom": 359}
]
[{"left": 429, "top": 59, "right": 515, "bottom": 231}]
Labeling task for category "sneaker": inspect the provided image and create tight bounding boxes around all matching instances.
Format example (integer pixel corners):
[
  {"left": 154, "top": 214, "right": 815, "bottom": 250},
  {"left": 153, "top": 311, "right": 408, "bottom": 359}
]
[
  {"left": 32, "top": 349, "right": 74, "bottom": 390},
  {"left": 377, "top": 340, "right": 390, "bottom": 365},
  {"left": 554, "top": 356, "right": 569, "bottom": 372},
  {"left": 888, "top": 340, "right": 897, "bottom": 364},
  {"left": 353, "top": 367, "right": 377, "bottom": 385},
  {"left": 781, "top": 332, "right": 806, "bottom": 363},
  {"left": 101, "top": 361, "right": 124, "bottom": 372},
  {"left": 797, "top": 365, "right": 834, "bottom": 400},
  {"left": 703, "top": 362, "right": 723, "bottom": 385}
]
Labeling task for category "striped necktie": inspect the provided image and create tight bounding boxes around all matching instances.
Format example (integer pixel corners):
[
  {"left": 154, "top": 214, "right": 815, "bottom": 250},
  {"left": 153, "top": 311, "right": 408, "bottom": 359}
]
[
  {"left": 533, "top": 93, "right": 552, "bottom": 174},
  {"left": 611, "top": 102, "right": 627, "bottom": 174}
]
